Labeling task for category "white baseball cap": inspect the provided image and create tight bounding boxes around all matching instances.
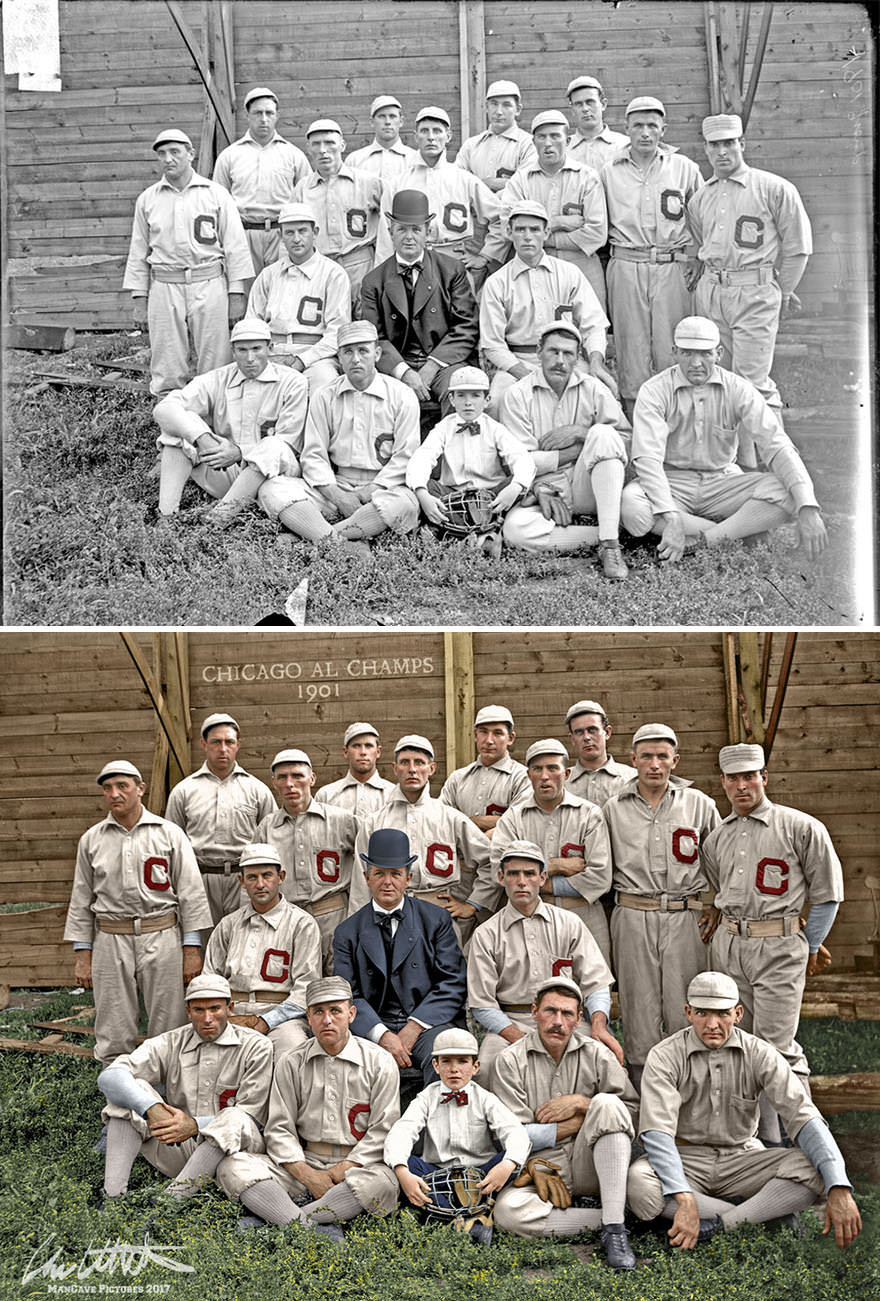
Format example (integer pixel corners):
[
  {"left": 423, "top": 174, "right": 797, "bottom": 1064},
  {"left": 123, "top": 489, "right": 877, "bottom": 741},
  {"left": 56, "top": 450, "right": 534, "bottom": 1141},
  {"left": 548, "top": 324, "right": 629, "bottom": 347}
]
[
  {"left": 244, "top": 86, "right": 278, "bottom": 110},
  {"left": 499, "top": 838, "right": 546, "bottom": 869},
  {"left": 702, "top": 113, "right": 744, "bottom": 141},
  {"left": 432, "top": 1028, "right": 479, "bottom": 1056},
  {"left": 96, "top": 760, "right": 143, "bottom": 785},
  {"left": 508, "top": 199, "right": 550, "bottom": 225},
  {"left": 719, "top": 743, "right": 766, "bottom": 773},
  {"left": 230, "top": 318, "right": 271, "bottom": 344},
  {"left": 271, "top": 748, "right": 312, "bottom": 769},
  {"left": 448, "top": 365, "right": 490, "bottom": 392},
  {"left": 344, "top": 722, "right": 380, "bottom": 745},
  {"left": 415, "top": 105, "right": 452, "bottom": 128},
  {"left": 394, "top": 734, "right": 434, "bottom": 758},
  {"left": 185, "top": 973, "right": 232, "bottom": 1001},
  {"left": 626, "top": 96, "right": 665, "bottom": 117},
  {"left": 534, "top": 975, "right": 583, "bottom": 1005},
  {"left": 152, "top": 128, "right": 193, "bottom": 151},
  {"left": 687, "top": 971, "right": 741, "bottom": 1009},
  {"left": 486, "top": 80, "right": 521, "bottom": 100},
  {"left": 474, "top": 705, "right": 514, "bottom": 728},
  {"left": 370, "top": 94, "right": 402, "bottom": 115},
  {"left": 238, "top": 843, "right": 283, "bottom": 871},
  {"left": 674, "top": 316, "right": 721, "bottom": 350},
  {"left": 632, "top": 723, "right": 678, "bottom": 747},
  {"left": 278, "top": 202, "right": 318, "bottom": 227},
  {"left": 525, "top": 738, "right": 569, "bottom": 765},
  {"left": 530, "top": 110, "right": 569, "bottom": 133},
  {"left": 565, "top": 699, "right": 606, "bottom": 725},
  {"left": 306, "top": 118, "right": 344, "bottom": 137},
  {"left": 201, "top": 712, "right": 240, "bottom": 737}
]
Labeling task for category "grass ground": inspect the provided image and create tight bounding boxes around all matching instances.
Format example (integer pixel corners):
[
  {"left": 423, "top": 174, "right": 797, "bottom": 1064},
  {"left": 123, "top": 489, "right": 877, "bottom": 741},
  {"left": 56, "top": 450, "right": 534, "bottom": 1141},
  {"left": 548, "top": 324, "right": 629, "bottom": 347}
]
[
  {"left": 0, "top": 989, "right": 877, "bottom": 1300},
  {"left": 2, "top": 330, "right": 868, "bottom": 626}
]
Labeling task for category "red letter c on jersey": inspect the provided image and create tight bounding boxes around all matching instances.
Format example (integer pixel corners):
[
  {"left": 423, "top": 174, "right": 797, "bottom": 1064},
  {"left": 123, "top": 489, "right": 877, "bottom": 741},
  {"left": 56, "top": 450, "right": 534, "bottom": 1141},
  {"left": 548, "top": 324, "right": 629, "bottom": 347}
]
[
  {"left": 219, "top": 1088, "right": 238, "bottom": 1109},
  {"left": 425, "top": 843, "right": 454, "bottom": 877},
  {"left": 259, "top": 948, "right": 291, "bottom": 982},
  {"left": 755, "top": 857, "right": 789, "bottom": 896},
  {"left": 349, "top": 1103, "right": 370, "bottom": 1140},
  {"left": 143, "top": 856, "right": 171, "bottom": 890},
  {"left": 193, "top": 214, "right": 218, "bottom": 245},
  {"left": 316, "top": 849, "right": 340, "bottom": 883},
  {"left": 672, "top": 829, "right": 699, "bottom": 863},
  {"left": 551, "top": 958, "right": 573, "bottom": 977}
]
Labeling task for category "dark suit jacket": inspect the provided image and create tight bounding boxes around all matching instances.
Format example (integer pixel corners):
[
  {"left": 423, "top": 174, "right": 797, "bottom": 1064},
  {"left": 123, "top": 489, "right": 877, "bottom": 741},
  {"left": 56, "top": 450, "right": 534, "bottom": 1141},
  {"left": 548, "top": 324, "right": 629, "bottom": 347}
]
[
  {"left": 359, "top": 250, "right": 478, "bottom": 375},
  {"left": 332, "top": 894, "right": 467, "bottom": 1040}
]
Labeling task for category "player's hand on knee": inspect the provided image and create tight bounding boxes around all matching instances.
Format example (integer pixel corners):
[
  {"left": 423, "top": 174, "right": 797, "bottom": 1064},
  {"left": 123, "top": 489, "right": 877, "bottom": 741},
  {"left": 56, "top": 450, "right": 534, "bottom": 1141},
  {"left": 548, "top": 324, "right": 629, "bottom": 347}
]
[
  {"left": 668, "top": 1193, "right": 700, "bottom": 1249},
  {"left": 379, "top": 1030, "right": 412, "bottom": 1068},
  {"left": 403, "top": 369, "right": 432, "bottom": 402},
  {"left": 657, "top": 512, "right": 687, "bottom": 562},
  {"left": 824, "top": 1187, "right": 862, "bottom": 1248},
  {"left": 796, "top": 506, "right": 827, "bottom": 560}
]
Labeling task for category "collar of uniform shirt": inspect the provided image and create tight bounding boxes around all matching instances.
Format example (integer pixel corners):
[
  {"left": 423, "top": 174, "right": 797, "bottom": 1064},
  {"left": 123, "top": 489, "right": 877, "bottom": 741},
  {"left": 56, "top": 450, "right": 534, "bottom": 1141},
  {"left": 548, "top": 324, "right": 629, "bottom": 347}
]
[
  {"left": 671, "top": 365, "right": 724, "bottom": 391},
  {"left": 228, "top": 364, "right": 280, "bottom": 387},
  {"left": 685, "top": 1024, "right": 745, "bottom": 1055},
  {"left": 707, "top": 164, "right": 750, "bottom": 186},
  {"left": 281, "top": 251, "right": 319, "bottom": 276}
]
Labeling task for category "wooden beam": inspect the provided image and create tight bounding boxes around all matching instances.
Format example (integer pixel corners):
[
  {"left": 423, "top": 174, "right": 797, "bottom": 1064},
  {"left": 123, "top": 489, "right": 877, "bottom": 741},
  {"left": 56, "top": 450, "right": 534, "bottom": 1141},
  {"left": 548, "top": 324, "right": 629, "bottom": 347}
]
[
  {"left": 738, "top": 632, "right": 764, "bottom": 742},
  {"left": 165, "top": 632, "right": 190, "bottom": 788},
  {"left": 444, "top": 632, "right": 475, "bottom": 775},
  {"left": 164, "top": 0, "right": 233, "bottom": 149},
  {"left": 742, "top": 2, "right": 774, "bottom": 132},
  {"left": 0, "top": 1037, "right": 94, "bottom": 1059},
  {"left": 147, "top": 634, "right": 170, "bottom": 813},
  {"left": 721, "top": 633, "right": 740, "bottom": 743},
  {"left": 716, "top": 1, "right": 743, "bottom": 113},
  {"left": 119, "top": 633, "right": 190, "bottom": 776},
  {"left": 810, "top": 1072, "right": 880, "bottom": 1114},
  {"left": 458, "top": 0, "right": 485, "bottom": 145},
  {"left": 737, "top": 1, "right": 752, "bottom": 94},
  {"left": 763, "top": 632, "right": 798, "bottom": 763},
  {"left": 759, "top": 631, "right": 773, "bottom": 718},
  {"left": 6, "top": 323, "right": 76, "bottom": 352},
  {"left": 704, "top": 2, "right": 722, "bottom": 115}
]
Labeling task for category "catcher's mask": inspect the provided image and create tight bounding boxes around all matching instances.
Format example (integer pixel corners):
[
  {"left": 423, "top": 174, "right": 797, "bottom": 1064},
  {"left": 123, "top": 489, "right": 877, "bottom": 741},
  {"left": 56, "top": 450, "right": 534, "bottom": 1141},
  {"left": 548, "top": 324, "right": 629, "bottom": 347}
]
[
  {"left": 439, "top": 487, "right": 496, "bottom": 538},
  {"left": 421, "top": 1164, "right": 495, "bottom": 1239}
]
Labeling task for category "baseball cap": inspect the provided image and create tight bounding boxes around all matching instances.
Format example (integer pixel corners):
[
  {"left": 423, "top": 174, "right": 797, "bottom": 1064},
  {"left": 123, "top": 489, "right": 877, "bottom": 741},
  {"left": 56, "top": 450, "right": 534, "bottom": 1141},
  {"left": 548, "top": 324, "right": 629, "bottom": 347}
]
[
  {"left": 337, "top": 320, "right": 379, "bottom": 347},
  {"left": 344, "top": 722, "right": 380, "bottom": 746},
  {"left": 201, "top": 712, "right": 240, "bottom": 737},
  {"left": 508, "top": 199, "right": 550, "bottom": 225},
  {"left": 719, "top": 743, "right": 766, "bottom": 774},
  {"left": 539, "top": 319, "right": 581, "bottom": 347},
  {"left": 359, "top": 828, "right": 418, "bottom": 870},
  {"left": 674, "top": 316, "right": 721, "bottom": 350},
  {"left": 474, "top": 705, "right": 514, "bottom": 728},
  {"left": 152, "top": 128, "right": 193, "bottom": 151},
  {"left": 230, "top": 318, "right": 271, "bottom": 344},
  {"left": 306, "top": 975, "right": 353, "bottom": 1006},
  {"left": 244, "top": 86, "right": 278, "bottom": 110},
  {"left": 565, "top": 699, "right": 606, "bottom": 725},
  {"left": 525, "top": 738, "right": 569, "bottom": 766},
  {"left": 499, "top": 838, "right": 546, "bottom": 869},
  {"left": 486, "top": 80, "right": 521, "bottom": 100},
  {"left": 394, "top": 733, "right": 434, "bottom": 758},
  {"left": 566, "top": 75, "right": 604, "bottom": 97},
  {"left": 432, "top": 1028, "right": 479, "bottom": 1056},
  {"left": 185, "top": 973, "right": 232, "bottom": 1001},
  {"left": 278, "top": 202, "right": 318, "bottom": 226},
  {"left": 625, "top": 96, "right": 665, "bottom": 117},
  {"left": 96, "top": 760, "right": 143, "bottom": 785},
  {"left": 632, "top": 723, "right": 678, "bottom": 747},
  {"left": 238, "top": 843, "right": 283, "bottom": 871},
  {"left": 534, "top": 975, "right": 583, "bottom": 1005},
  {"left": 415, "top": 106, "right": 451, "bottom": 128},
  {"left": 449, "top": 365, "right": 490, "bottom": 392},
  {"left": 702, "top": 113, "right": 744, "bottom": 141},
  {"left": 306, "top": 118, "right": 344, "bottom": 137},
  {"left": 530, "top": 110, "right": 569, "bottom": 133},
  {"left": 370, "top": 94, "right": 402, "bottom": 115},
  {"left": 687, "top": 971, "right": 741, "bottom": 1009},
  {"left": 271, "top": 748, "right": 312, "bottom": 769}
]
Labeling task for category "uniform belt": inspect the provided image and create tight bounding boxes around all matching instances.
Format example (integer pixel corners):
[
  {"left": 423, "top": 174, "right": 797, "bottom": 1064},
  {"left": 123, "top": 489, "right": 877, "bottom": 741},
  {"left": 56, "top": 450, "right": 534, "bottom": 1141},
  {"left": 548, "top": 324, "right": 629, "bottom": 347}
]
[
  {"left": 151, "top": 263, "right": 225, "bottom": 284},
  {"left": 500, "top": 1002, "right": 533, "bottom": 1013},
  {"left": 703, "top": 265, "right": 775, "bottom": 286},
  {"left": 722, "top": 914, "right": 800, "bottom": 938},
  {"left": 96, "top": 911, "right": 178, "bottom": 935},
  {"left": 229, "top": 989, "right": 290, "bottom": 1005},
  {"left": 616, "top": 892, "right": 702, "bottom": 912},
  {"left": 508, "top": 344, "right": 538, "bottom": 356},
  {"left": 412, "top": 887, "right": 454, "bottom": 906},
  {"left": 306, "top": 891, "right": 347, "bottom": 917},
  {"left": 305, "top": 1140, "right": 354, "bottom": 1157},
  {"left": 242, "top": 218, "right": 279, "bottom": 230},
  {"left": 327, "top": 244, "right": 375, "bottom": 262},
  {"left": 432, "top": 238, "right": 467, "bottom": 251},
  {"left": 539, "top": 891, "right": 589, "bottom": 911},
  {"left": 611, "top": 246, "right": 688, "bottom": 264},
  {"left": 271, "top": 332, "right": 321, "bottom": 345},
  {"left": 198, "top": 859, "right": 240, "bottom": 875}
]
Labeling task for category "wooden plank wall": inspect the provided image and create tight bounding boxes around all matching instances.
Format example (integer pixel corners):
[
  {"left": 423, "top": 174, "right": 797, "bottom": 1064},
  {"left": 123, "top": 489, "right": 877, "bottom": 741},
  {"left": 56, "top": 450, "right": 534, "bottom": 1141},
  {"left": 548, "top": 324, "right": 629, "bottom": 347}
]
[
  {"left": 1, "top": 630, "right": 878, "bottom": 983},
  {"left": 3, "top": 1, "right": 872, "bottom": 328}
]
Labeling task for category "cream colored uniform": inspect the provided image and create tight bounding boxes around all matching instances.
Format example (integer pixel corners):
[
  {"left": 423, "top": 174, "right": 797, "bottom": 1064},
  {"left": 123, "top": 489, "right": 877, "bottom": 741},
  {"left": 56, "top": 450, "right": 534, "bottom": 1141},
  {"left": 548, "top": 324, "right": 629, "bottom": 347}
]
[
  {"left": 490, "top": 1026, "right": 638, "bottom": 1235},
  {"left": 601, "top": 144, "right": 703, "bottom": 399},
  {"left": 455, "top": 126, "right": 537, "bottom": 253},
  {"left": 63, "top": 809, "right": 211, "bottom": 1063},
  {"left": 627, "top": 1025, "right": 824, "bottom": 1221},
  {"left": 217, "top": 1031, "right": 400, "bottom": 1211},
  {"left": 256, "top": 800, "right": 357, "bottom": 972},
  {"left": 376, "top": 157, "right": 500, "bottom": 262},
  {"left": 565, "top": 756, "right": 638, "bottom": 808},
  {"left": 472, "top": 791, "right": 613, "bottom": 967},
  {"left": 246, "top": 249, "right": 352, "bottom": 389},
  {"left": 153, "top": 359, "right": 308, "bottom": 511},
  {"left": 499, "top": 364, "right": 627, "bottom": 550},
  {"left": 688, "top": 164, "right": 812, "bottom": 405},
  {"left": 349, "top": 785, "right": 493, "bottom": 914},
  {"left": 203, "top": 898, "right": 323, "bottom": 1053},
  {"left": 292, "top": 164, "right": 385, "bottom": 298},
  {"left": 122, "top": 172, "right": 254, "bottom": 396},
  {"left": 346, "top": 139, "right": 418, "bottom": 180},
  {"left": 567, "top": 126, "right": 629, "bottom": 173},
  {"left": 703, "top": 798, "right": 844, "bottom": 1076},
  {"left": 438, "top": 755, "right": 532, "bottom": 823},
  {"left": 468, "top": 900, "right": 613, "bottom": 1068},
  {"left": 484, "top": 160, "right": 608, "bottom": 304},
  {"left": 604, "top": 776, "right": 720, "bottom": 1065},
  {"left": 213, "top": 131, "right": 311, "bottom": 273},
  {"left": 101, "top": 1021, "right": 272, "bottom": 1181},
  {"left": 404, "top": 412, "right": 536, "bottom": 495},
  {"left": 315, "top": 771, "right": 396, "bottom": 815},
  {"left": 164, "top": 762, "right": 277, "bottom": 927}
]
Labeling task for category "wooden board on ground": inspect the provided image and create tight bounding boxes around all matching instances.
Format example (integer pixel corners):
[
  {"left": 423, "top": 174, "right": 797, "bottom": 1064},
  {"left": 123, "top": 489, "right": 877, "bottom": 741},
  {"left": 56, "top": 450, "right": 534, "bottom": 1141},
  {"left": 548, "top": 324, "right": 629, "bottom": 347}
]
[
  {"left": 0, "top": 1036, "right": 93, "bottom": 1058},
  {"left": 30, "top": 369, "right": 150, "bottom": 394},
  {"left": 811, "top": 1073, "right": 880, "bottom": 1114}
]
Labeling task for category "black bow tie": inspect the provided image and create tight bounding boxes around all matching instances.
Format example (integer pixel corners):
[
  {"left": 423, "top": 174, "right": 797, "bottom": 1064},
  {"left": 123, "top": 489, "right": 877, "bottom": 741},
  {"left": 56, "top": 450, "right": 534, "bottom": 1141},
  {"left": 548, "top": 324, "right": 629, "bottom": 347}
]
[
  {"left": 398, "top": 262, "right": 422, "bottom": 281},
  {"left": 441, "top": 1089, "right": 468, "bottom": 1106},
  {"left": 375, "top": 909, "right": 403, "bottom": 932},
  {"left": 456, "top": 421, "right": 481, "bottom": 437}
]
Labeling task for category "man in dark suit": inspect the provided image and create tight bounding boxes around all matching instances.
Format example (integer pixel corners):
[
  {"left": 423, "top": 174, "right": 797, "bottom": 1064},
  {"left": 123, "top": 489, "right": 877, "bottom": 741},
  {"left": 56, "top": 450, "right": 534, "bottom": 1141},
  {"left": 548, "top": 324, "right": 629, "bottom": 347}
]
[
  {"left": 359, "top": 190, "right": 479, "bottom": 419},
  {"left": 333, "top": 828, "right": 467, "bottom": 1084}
]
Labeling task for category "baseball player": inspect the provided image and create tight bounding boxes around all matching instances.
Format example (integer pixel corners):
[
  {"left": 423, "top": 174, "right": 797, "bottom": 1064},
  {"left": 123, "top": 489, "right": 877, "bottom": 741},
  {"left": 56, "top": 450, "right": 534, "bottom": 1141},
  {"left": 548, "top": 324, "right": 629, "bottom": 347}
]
[
  {"left": 563, "top": 698, "right": 637, "bottom": 807},
  {"left": 456, "top": 79, "right": 536, "bottom": 265},
  {"left": 63, "top": 760, "right": 211, "bottom": 1064},
  {"left": 97, "top": 972, "right": 272, "bottom": 1200},
  {"left": 348, "top": 734, "right": 492, "bottom": 928},
  {"left": 212, "top": 86, "right": 311, "bottom": 277},
  {"left": 315, "top": 721, "right": 395, "bottom": 815},
  {"left": 123, "top": 127, "right": 253, "bottom": 397},
  {"left": 479, "top": 201, "right": 614, "bottom": 410},
  {"left": 293, "top": 119, "right": 385, "bottom": 304},
  {"left": 152, "top": 317, "right": 308, "bottom": 526},
  {"left": 483, "top": 111, "right": 608, "bottom": 306},
  {"left": 601, "top": 96, "right": 704, "bottom": 417},
  {"left": 688, "top": 113, "right": 813, "bottom": 413},
  {"left": 499, "top": 320, "right": 628, "bottom": 576},
  {"left": 701, "top": 743, "right": 844, "bottom": 1140},
  {"left": 627, "top": 972, "right": 862, "bottom": 1251},
  {"left": 203, "top": 843, "right": 323, "bottom": 1055},
  {"left": 346, "top": 94, "right": 418, "bottom": 179},
  {"left": 256, "top": 748, "right": 357, "bottom": 973},
  {"left": 489, "top": 976, "right": 639, "bottom": 1269},
  {"left": 619, "top": 315, "right": 828, "bottom": 563},
  {"left": 603, "top": 723, "right": 720, "bottom": 1090},
  {"left": 245, "top": 201, "right": 351, "bottom": 391},
  {"left": 467, "top": 840, "right": 619, "bottom": 1076},
  {"left": 216, "top": 975, "right": 400, "bottom": 1235},
  {"left": 464, "top": 740, "right": 613, "bottom": 968},
  {"left": 438, "top": 704, "right": 531, "bottom": 834},
  {"left": 564, "top": 75, "right": 628, "bottom": 173},
  {"left": 163, "top": 711, "right": 276, "bottom": 929},
  {"left": 376, "top": 106, "right": 499, "bottom": 274}
]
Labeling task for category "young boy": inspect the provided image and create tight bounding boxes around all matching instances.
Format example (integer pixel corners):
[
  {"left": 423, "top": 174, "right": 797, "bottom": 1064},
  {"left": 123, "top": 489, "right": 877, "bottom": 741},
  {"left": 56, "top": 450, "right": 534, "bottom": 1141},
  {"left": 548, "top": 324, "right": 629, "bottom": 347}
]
[
  {"left": 404, "top": 366, "right": 535, "bottom": 554},
  {"left": 384, "top": 1028, "right": 530, "bottom": 1241}
]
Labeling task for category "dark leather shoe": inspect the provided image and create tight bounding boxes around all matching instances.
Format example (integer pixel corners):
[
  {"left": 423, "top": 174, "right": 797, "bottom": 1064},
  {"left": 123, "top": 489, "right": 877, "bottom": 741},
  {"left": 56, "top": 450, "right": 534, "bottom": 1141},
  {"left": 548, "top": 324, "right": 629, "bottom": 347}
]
[
  {"left": 697, "top": 1214, "right": 722, "bottom": 1243},
  {"left": 601, "top": 1222, "right": 636, "bottom": 1269}
]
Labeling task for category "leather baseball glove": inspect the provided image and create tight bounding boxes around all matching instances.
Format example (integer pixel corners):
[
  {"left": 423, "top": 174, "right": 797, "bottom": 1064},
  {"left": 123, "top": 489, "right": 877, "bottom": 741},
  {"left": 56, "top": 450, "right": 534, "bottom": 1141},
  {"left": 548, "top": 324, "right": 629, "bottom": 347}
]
[{"left": 513, "top": 1156, "right": 572, "bottom": 1208}]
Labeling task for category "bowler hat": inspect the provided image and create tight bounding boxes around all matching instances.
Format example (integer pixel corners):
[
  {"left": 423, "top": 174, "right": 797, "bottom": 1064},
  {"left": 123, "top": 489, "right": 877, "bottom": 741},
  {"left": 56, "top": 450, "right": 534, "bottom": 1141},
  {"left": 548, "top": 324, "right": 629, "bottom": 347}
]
[
  {"left": 359, "top": 828, "right": 418, "bottom": 871},
  {"left": 385, "top": 189, "right": 434, "bottom": 224}
]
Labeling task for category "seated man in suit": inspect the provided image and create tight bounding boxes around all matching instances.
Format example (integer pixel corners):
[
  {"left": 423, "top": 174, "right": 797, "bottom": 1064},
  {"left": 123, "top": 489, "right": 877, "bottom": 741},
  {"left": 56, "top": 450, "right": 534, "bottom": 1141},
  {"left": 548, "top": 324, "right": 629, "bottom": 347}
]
[
  {"left": 360, "top": 189, "right": 479, "bottom": 419},
  {"left": 333, "top": 828, "right": 468, "bottom": 1086}
]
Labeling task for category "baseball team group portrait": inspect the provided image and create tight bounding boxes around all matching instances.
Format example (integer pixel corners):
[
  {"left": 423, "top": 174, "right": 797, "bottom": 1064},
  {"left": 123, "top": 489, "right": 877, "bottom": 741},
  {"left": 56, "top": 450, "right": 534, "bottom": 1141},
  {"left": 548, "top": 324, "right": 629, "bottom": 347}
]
[{"left": 2, "top": 1, "right": 873, "bottom": 626}]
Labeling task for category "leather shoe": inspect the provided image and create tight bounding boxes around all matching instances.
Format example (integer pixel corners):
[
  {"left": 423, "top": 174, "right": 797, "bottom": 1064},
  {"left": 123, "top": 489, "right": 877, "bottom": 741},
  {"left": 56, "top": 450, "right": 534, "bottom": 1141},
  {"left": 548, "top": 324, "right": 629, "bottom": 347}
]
[
  {"left": 598, "top": 540, "right": 628, "bottom": 580},
  {"left": 600, "top": 1222, "right": 636, "bottom": 1269},
  {"left": 697, "top": 1214, "right": 722, "bottom": 1243}
]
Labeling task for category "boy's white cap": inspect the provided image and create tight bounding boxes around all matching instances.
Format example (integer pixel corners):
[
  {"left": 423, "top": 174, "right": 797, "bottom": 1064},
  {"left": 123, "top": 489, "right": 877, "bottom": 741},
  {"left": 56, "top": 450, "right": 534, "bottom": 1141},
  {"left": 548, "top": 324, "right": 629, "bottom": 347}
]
[
  {"left": 449, "top": 365, "right": 489, "bottom": 391},
  {"left": 432, "top": 1028, "right": 479, "bottom": 1056}
]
